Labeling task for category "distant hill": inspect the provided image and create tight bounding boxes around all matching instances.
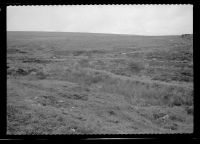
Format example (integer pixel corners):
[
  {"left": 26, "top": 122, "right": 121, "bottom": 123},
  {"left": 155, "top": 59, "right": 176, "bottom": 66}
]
[{"left": 7, "top": 31, "right": 181, "bottom": 37}]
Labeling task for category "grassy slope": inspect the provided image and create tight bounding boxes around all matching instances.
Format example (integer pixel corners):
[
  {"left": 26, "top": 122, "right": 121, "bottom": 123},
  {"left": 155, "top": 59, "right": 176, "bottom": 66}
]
[{"left": 7, "top": 32, "right": 193, "bottom": 134}]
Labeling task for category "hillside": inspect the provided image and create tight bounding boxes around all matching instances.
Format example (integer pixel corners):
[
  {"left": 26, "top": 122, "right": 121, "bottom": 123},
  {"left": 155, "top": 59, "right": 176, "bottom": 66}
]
[{"left": 7, "top": 31, "right": 193, "bottom": 134}]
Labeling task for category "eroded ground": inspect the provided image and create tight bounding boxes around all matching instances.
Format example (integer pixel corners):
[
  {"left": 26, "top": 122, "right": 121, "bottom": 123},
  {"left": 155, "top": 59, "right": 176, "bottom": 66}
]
[{"left": 7, "top": 32, "right": 193, "bottom": 134}]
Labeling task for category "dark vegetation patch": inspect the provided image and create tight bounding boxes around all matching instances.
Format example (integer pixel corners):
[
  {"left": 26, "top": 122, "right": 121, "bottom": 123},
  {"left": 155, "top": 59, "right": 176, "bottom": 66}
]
[
  {"left": 61, "top": 92, "right": 89, "bottom": 101},
  {"left": 7, "top": 49, "right": 27, "bottom": 54},
  {"left": 181, "top": 34, "right": 193, "bottom": 40},
  {"left": 152, "top": 70, "right": 193, "bottom": 82},
  {"left": 7, "top": 68, "right": 31, "bottom": 76},
  {"left": 73, "top": 50, "right": 105, "bottom": 56},
  {"left": 22, "top": 58, "right": 51, "bottom": 64},
  {"left": 7, "top": 67, "right": 49, "bottom": 79},
  {"left": 54, "top": 50, "right": 106, "bottom": 57},
  {"left": 108, "top": 110, "right": 117, "bottom": 116},
  {"left": 110, "top": 68, "right": 131, "bottom": 77},
  {"left": 73, "top": 50, "right": 86, "bottom": 56},
  {"left": 163, "top": 123, "right": 178, "bottom": 130},
  {"left": 127, "top": 61, "right": 145, "bottom": 74},
  {"left": 35, "top": 71, "right": 49, "bottom": 79},
  {"left": 185, "top": 106, "right": 193, "bottom": 115},
  {"left": 169, "top": 115, "right": 185, "bottom": 122}
]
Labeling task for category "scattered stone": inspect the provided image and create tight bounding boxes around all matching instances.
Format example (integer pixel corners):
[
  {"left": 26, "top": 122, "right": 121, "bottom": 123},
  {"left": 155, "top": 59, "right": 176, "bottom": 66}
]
[
  {"left": 153, "top": 113, "right": 166, "bottom": 119},
  {"left": 58, "top": 100, "right": 64, "bottom": 103},
  {"left": 160, "top": 114, "right": 169, "bottom": 121},
  {"left": 34, "top": 97, "right": 38, "bottom": 100},
  {"left": 30, "top": 71, "right": 37, "bottom": 75},
  {"left": 70, "top": 128, "right": 76, "bottom": 133}
]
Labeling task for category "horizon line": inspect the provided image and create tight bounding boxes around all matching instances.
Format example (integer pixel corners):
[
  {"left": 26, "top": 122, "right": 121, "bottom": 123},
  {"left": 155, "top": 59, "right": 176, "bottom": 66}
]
[{"left": 7, "top": 30, "right": 193, "bottom": 37}]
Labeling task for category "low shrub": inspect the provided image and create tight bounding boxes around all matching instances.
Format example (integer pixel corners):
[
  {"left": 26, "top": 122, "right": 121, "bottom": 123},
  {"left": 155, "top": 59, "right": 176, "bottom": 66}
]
[
  {"left": 169, "top": 115, "right": 185, "bottom": 122},
  {"left": 110, "top": 68, "right": 131, "bottom": 77},
  {"left": 73, "top": 51, "right": 85, "bottom": 56},
  {"left": 127, "top": 61, "right": 145, "bottom": 74},
  {"left": 36, "top": 71, "right": 48, "bottom": 79},
  {"left": 185, "top": 106, "right": 193, "bottom": 115}
]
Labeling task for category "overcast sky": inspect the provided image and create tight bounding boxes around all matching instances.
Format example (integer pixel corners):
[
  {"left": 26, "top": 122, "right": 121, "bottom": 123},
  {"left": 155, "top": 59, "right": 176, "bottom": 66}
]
[{"left": 7, "top": 5, "right": 193, "bottom": 35}]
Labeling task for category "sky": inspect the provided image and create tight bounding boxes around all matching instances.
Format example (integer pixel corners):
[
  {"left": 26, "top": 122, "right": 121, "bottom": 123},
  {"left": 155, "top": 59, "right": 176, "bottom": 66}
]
[{"left": 7, "top": 5, "right": 193, "bottom": 35}]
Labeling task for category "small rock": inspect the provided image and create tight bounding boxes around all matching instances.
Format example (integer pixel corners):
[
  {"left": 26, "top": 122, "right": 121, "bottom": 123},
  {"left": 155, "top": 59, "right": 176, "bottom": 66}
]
[
  {"left": 70, "top": 128, "right": 76, "bottom": 133},
  {"left": 162, "top": 114, "right": 169, "bottom": 120},
  {"left": 160, "top": 114, "right": 169, "bottom": 122}
]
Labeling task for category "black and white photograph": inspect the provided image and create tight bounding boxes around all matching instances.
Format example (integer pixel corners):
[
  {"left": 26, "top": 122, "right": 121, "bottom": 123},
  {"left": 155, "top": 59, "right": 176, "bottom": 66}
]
[{"left": 6, "top": 5, "right": 193, "bottom": 135}]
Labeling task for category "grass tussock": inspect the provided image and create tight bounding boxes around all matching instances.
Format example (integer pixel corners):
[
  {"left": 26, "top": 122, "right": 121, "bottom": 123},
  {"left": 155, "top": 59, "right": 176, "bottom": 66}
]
[
  {"left": 127, "top": 60, "right": 145, "bottom": 74},
  {"left": 185, "top": 106, "right": 193, "bottom": 115}
]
